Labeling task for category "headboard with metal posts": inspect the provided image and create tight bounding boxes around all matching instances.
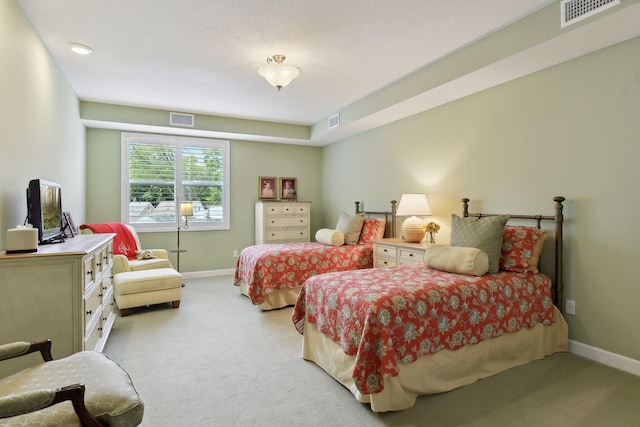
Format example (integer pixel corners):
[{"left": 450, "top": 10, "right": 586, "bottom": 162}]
[
  {"left": 461, "top": 196, "right": 565, "bottom": 311},
  {"left": 355, "top": 200, "right": 398, "bottom": 238}
]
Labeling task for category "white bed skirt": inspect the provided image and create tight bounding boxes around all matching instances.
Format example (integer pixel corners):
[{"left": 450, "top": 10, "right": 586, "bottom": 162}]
[
  {"left": 238, "top": 279, "right": 300, "bottom": 310},
  {"left": 301, "top": 307, "right": 568, "bottom": 412}
]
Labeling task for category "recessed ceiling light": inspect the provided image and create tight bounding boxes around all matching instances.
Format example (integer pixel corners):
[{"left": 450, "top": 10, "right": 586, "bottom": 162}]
[{"left": 69, "top": 43, "right": 93, "bottom": 55}]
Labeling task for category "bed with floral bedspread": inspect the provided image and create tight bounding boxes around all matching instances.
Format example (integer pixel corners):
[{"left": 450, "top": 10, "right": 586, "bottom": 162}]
[
  {"left": 290, "top": 197, "right": 568, "bottom": 412},
  {"left": 234, "top": 201, "right": 397, "bottom": 310},
  {"left": 234, "top": 242, "right": 374, "bottom": 309}
]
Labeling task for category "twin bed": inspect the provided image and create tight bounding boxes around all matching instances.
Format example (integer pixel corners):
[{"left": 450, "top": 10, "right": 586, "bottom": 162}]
[
  {"left": 291, "top": 197, "right": 568, "bottom": 412},
  {"left": 234, "top": 201, "right": 397, "bottom": 310}
]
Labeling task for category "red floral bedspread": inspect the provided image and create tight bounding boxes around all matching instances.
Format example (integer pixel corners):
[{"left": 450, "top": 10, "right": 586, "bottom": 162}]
[
  {"left": 292, "top": 265, "right": 557, "bottom": 395},
  {"left": 234, "top": 242, "right": 373, "bottom": 305}
]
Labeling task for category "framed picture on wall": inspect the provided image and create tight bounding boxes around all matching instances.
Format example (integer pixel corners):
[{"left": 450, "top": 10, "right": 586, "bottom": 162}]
[
  {"left": 258, "top": 176, "right": 277, "bottom": 199},
  {"left": 280, "top": 177, "right": 297, "bottom": 200}
]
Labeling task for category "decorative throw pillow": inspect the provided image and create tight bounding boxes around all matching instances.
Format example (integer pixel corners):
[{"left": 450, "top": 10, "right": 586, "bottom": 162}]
[
  {"left": 315, "top": 228, "right": 345, "bottom": 246},
  {"left": 358, "top": 218, "right": 387, "bottom": 244},
  {"left": 499, "top": 226, "right": 547, "bottom": 273},
  {"left": 336, "top": 212, "right": 365, "bottom": 246},
  {"left": 450, "top": 214, "right": 509, "bottom": 273},
  {"left": 424, "top": 245, "right": 489, "bottom": 276}
]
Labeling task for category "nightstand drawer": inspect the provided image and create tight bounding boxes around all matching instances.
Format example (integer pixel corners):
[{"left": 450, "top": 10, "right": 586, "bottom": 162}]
[
  {"left": 375, "top": 244, "right": 398, "bottom": 259},
  {"left": 399, "top": 248, "right": 425, "bottom": 265},
  {"left": 373, "top": 238, "right": 427, "bottom": 269},
  {"left": 374, "top": 257, "right": 398, "bottom": 268}
]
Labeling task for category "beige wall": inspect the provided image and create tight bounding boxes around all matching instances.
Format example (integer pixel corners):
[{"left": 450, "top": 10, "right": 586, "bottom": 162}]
[
  {"left": 85, "top": 128, "right": 322, "bottom": 272},
  {"left": 322, "top": 36, "right": 640, "bottom": 362},
  {"left": 0, "top": 0, "right": 86, "bottom": 250}
]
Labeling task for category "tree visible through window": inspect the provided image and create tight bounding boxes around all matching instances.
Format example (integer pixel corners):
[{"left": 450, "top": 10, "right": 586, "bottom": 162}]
[{"left": 121, "top": 133, "right": 230, "bottom": 231}]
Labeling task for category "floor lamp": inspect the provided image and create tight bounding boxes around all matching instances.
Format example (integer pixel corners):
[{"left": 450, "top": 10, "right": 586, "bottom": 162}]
[{"left": 174, "top": 201, "right": 193, "bottom": 274}]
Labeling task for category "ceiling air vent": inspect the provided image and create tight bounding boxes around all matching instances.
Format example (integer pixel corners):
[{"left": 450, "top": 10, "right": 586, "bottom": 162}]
[
  {"left": 328, "top": 113, "right": 340, "bottom": 130},
  {"left": 170, "top": 112, "right": 194, "bottom": 127},
  {"left": 560, "top": 0, "right": 620, "bottom": 28}
]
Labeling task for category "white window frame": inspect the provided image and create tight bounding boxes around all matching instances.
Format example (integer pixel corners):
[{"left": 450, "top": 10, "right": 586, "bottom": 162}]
[{"left": 121, "top": 132, "right": 230, "bottom": 232}]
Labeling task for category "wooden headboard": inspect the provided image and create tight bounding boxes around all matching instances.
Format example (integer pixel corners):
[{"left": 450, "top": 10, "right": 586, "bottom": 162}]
[
  {"left": 355, "top": 200, "right": 398, "bottom": 239},
  {"left": 462, "top": 196, "right": 565, "bottom": 311}
]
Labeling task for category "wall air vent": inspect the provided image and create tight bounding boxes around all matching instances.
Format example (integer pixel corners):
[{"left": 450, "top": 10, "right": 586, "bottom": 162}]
[
  {"left": 328, "top": 113, "right": 340, "bottom": 130},
  {"left": 560, "top": 0, "right": 620, "bottom": 28},
  {"left": 170, "top": 112, "right": 194, "bottom": 127}
]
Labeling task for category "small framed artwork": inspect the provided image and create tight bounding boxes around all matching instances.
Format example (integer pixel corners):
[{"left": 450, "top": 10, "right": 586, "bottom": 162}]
[
  {"left": 62, "top": 211, "right": 77, "bottom": 237},
  {"left": 280, "top": 177, "right": 297, "bottom": 200},
  {"left": 258, "top": 176, "right": 277, "bottom": 199}
]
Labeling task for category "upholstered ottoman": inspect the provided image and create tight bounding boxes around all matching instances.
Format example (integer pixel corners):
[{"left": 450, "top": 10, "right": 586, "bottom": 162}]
[{"left": 113, "top": 268, "right": 182, "bottom": 316}]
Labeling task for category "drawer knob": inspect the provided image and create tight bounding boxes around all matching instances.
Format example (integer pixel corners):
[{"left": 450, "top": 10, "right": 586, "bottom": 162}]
[
  {"left": 383, "top": 249, "right": 388, "bottom": 253},
  {"left": 86, "top": 270, "right": 93, "bottom": 276},
  {"left": 86, "top": 310, "right": 92, "bottom": 316},
  {"left": 409, "top": 253, "right": 414, "bottom": 257}
]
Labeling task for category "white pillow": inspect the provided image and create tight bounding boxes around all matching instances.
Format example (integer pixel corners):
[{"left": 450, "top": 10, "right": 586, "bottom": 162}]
[
  {"left": 315, "top": 228, "right": 345, "bottom": 246},
  {"left": 424, "top": 245, "right": 489, "bottom": 276},
  {"left": 335, "top": 212, "right": 365, "bottom": 246}
]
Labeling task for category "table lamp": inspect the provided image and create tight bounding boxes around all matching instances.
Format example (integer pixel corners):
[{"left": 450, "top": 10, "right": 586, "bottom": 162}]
[{"left": 395, "top": 194, "right": 432, "bottom": 243}]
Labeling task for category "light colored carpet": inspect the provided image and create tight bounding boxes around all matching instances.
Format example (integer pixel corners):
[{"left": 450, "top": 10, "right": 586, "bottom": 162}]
[{"left": 104, "top": 276, "right": 640, "bottom": 427}]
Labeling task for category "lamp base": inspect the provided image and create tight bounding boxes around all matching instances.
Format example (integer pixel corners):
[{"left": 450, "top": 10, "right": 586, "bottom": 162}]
[{"left": 401, "top": 216, "right": 425, "bottom": 243}]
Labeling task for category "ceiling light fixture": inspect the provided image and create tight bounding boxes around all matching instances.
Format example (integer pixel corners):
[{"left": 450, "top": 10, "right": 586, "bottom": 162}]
[
  {"left": 69, "top": 43, "right": 93, "bottom": 55},
  {"left": 258, "top": 54, "right": 300, "bottom": 90}
]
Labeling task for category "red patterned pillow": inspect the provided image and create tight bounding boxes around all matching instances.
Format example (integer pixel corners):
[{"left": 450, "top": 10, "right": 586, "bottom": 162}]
[
  {"left": 500, "top": 226, "right": 547, "bottom": 273},
  {"left": 358, "top": 218, "right": 387, "bottom": 244}
]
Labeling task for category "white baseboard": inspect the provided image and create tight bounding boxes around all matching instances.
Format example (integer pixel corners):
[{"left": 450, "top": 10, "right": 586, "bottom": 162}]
[{"left": 569, "top": 339, "right": 640, "bottom": 377}]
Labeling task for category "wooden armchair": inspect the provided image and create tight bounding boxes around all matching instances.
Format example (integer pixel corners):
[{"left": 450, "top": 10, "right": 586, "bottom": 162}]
[{"left": 0, "top": 340, "right": 143, "bottom": 426}]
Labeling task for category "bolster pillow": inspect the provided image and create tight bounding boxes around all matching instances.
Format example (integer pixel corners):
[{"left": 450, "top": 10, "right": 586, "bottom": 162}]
[
  {"left": 424, "top": 245, "right": 489, "bottom": 276},
  {"left": 315, "top": 228, "right": 345, "bottom": 246}
]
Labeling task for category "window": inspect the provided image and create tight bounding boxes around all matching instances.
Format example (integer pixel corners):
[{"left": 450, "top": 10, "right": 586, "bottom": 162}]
[{"left": 121, "top": 133, "right": 230, "bottom": 232}]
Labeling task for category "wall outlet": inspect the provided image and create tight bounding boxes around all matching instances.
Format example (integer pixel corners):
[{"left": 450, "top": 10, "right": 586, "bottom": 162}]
[
  {"left": 233, "top": 250, "right": 238, "bottom": 258},
  {"left": 565, "top": 299, "right": 576, "bottom": 315}
]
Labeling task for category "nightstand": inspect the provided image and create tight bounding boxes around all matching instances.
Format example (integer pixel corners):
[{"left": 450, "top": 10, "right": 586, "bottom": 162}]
[{"left": 373, "top": 238, "right": 428, "bottom": 267}]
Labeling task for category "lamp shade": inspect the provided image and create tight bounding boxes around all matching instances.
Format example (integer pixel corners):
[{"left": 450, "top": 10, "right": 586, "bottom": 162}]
[
  {"left": 180, "top": 202, "right": 193, "bottom": 217},
  {"left": 396, "top": 194, "right": 432, "bottom": 216},
  {"left": 258, "top": 55, "right": 300, "bottom": 90},
  {"left": 396, "top": 194, "right": 432, "bottom": 243}
]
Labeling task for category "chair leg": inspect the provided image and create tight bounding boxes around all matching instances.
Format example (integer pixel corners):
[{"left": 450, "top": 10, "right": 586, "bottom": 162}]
[
  {"left": 120, "top": 308, "right": 129, "bottom": 317},
  {"left": 171, "top": 301, "right": 180, "bottom": 309}
]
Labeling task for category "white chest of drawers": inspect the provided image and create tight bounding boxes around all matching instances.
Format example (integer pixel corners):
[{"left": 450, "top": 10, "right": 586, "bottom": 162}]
[
  {"left": 255, "top": 201, "right": 311, "bottom": 244},
  {"left": 0, "top": 234, "right": 115, "bottom": 377},
  {"left": 373, "top": 238, "right": 428, "bottom": 267}
]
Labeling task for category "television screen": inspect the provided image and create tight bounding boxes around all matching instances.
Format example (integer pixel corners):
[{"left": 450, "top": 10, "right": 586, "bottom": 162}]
[{"left": 27, "top": 179, "right": 64, "bottom": 244}]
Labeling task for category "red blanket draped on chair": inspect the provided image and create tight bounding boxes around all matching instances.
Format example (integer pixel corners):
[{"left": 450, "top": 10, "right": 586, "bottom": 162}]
[{"left": 80, "top": 222, "right": 138, "bottom": 260}]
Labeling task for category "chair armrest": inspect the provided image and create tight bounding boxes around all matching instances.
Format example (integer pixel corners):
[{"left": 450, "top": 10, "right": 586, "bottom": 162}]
[
  {"left": 149, "top": 249, "right": 169, "bottom": 259},
  {"left": 0, "top": 340, "right": 52, "bottom": 362},
  {"left": 0, "top": 385, "right": 105, "bottom": 426},
  {"left": 113, "top": 254, "right": 132, "bottom": 274}
]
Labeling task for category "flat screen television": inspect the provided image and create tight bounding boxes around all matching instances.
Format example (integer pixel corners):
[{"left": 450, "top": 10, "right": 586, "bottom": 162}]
[{"left": 26, "top": 179, "right": 64, "bottom": 244}]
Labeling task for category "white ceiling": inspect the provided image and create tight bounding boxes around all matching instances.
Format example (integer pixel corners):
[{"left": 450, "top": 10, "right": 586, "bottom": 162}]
[{"left": 15, "top": 0, "right": 640, "bottom": 145}]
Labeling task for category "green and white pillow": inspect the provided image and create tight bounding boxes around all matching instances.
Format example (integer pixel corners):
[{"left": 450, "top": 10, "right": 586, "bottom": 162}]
[{"left": 450, "top": 214, "right": 509, "bottom": 273}]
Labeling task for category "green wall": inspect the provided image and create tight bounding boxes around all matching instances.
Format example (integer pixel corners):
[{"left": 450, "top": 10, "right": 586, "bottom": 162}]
[
  {"left": 321, "top": 36, "right": 640, "bottom": 362},
  {"left": 0, "top": 0, "right": 86, "bottom": 250},
  {"left": 85, "top": 128, "right": 322, "bottom": 272}
]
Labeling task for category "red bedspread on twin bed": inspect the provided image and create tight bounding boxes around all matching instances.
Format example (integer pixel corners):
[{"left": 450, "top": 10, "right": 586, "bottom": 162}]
[
  {"left": 292, "top": 264, "right": 558, "bottom": 395},
  {"left": 234, "top": 242, "right": 374, "bottom": 305}
]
